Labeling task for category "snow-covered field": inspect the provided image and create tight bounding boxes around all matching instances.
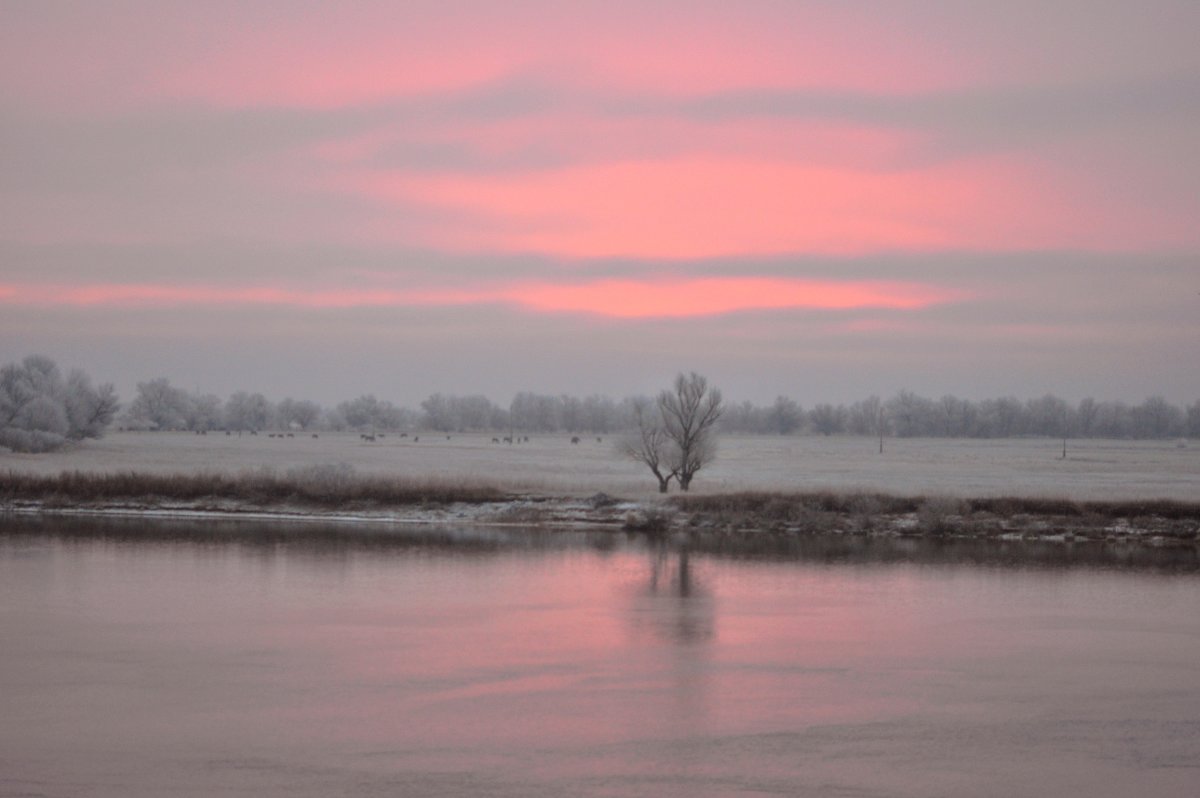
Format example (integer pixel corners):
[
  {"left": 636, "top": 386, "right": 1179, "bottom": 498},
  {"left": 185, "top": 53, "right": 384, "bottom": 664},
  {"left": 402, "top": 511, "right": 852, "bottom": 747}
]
[{"left": 3, "top": 431, "right": 1198, "bottom": 501}]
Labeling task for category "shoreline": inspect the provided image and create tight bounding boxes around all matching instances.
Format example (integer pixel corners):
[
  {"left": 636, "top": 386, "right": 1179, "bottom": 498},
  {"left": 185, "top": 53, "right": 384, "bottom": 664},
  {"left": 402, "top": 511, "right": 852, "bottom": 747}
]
[{"left": 4, "top": 487, "right": 1199, "bottom": 550}]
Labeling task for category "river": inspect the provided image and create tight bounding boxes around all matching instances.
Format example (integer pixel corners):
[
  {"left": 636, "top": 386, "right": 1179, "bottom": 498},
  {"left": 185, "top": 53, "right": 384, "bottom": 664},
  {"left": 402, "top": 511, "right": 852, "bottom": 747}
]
[{"left": 2, "top": 516, "right": 1198, "bottom": 797}]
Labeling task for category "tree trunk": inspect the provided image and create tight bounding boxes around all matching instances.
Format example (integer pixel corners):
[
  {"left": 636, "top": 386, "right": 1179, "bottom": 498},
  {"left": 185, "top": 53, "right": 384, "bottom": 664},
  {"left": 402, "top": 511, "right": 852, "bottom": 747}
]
[{"left": 657, "top": 477, "right": 670, "bottom": 493}]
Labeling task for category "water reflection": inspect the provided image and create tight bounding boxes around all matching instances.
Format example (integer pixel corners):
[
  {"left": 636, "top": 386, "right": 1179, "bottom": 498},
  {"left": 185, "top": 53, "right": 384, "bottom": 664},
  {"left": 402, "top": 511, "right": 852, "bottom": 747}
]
[
  {"left": 1, "top": 513, "right": 1197, "bottom": 574},
  {"left": 629, "top": 546, "right": 715, "bottom": 644},
  {"left": 2, "top": 514, "right": 1199, "bottom": 798}
]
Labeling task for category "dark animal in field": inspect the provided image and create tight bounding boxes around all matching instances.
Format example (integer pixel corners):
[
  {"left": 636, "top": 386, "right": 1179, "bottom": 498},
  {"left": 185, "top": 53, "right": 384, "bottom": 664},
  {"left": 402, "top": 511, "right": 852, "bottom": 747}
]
[
  {"left": 225, "top": 431, "right": 231, "bottom": 436},
  {"left": 378, "top": 434, "right": 386, "bottom": 438},
  {"left": 596, "top": 437, "right": 602, "bottom": 443},
  {"left": 503, "top": 437, "right": 512, "bottom": 444},
  {"left": 361, "top": 433, "right": 376, "bottom": 442},
  {"left": 400, "top": 433, "right": 408, "bottom": 438},
  {"left": 523, "top": 436, "right": 529, "bottom": 443},
  {"left": 312, "top": 433, "right": 319, "bottom": 438},
  {"left": 571, "top": 436, "right": 580, "bottom": 444},
  {"left": 446, "top": 435, "right": 451, "bottom": 440},
  {"left": 413, "top": 436, "right": 419, "bottom": 442},
  {"left": 492, "top": 437, "right": 500, "bottom": 443},
  {"left": 287, "top": 433, "right": 294, "bottom": 438}
]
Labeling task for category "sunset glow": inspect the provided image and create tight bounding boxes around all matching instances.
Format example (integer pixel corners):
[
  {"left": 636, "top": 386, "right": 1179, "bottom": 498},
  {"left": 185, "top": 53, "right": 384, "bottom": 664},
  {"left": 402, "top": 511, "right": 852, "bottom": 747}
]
[
  {"left": 0, "top": 277, "right": 963, "bottom": 318},
  {"left": 1, "top": 1, "right": 1197, "bottom": 403}
]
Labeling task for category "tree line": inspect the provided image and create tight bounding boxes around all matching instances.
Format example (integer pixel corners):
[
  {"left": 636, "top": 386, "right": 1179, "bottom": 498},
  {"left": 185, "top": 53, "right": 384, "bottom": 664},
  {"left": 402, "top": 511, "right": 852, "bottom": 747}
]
[
  {"left": 116, "top": 376, "right": 1200, "bottom": 440},
  {"left": 5, "top": 354, "right": 1200, "bottom": 454},
  {"left": 721, "top": 391, "right": 1200, "bottom": 440}
]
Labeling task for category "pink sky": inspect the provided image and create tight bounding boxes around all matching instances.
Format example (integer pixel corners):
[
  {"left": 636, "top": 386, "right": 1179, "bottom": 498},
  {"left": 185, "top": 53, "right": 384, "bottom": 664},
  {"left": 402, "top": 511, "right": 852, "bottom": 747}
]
[{"left": 1, "top": 1, "right": 1197, "bottom": 403}]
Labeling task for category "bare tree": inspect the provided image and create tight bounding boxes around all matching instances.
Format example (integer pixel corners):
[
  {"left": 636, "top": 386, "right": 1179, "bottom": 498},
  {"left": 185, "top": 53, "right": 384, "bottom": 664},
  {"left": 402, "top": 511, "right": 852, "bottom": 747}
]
[
  {"left": 657, "top": 372, "right": 723, "bottom": 491},
  {"left": 617, "top": 397, "right": 677, "bottom": 493}
]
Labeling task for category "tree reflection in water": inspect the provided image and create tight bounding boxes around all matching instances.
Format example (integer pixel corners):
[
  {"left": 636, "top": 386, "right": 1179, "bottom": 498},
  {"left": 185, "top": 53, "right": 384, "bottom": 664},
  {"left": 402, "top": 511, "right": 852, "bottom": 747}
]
[{"left": 629, "top": 545, "right": 715, "bottom": 644}]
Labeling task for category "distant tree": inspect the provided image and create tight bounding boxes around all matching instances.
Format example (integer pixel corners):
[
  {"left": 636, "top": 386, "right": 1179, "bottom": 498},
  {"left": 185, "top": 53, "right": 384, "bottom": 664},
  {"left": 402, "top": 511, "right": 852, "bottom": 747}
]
[
  {"left": 886, "top": 390, "right": 936, "bottom": 437},
  {"left": 581, "top": 394, "right": 617, "bottom": 433},
  {"left": 126, "top": 377, "right": 190, "bottom": 430},
  {"left": 421, "top": 393, "right": 456, "bottom": 432},
  {"left": 1023, "top": 394, "right": 1069, "bottom": 437},
  {"left": 0, "top": 355, "right": 118, "bottom": 452},
  {"left": 559, "top": 394, "right": 583, "bottom": 432},
  {"left": 976, "top": 396, "right": 1023, "bottom": 438},
  {"left": 1188, "top": 400, "right": 1200, "bottom": 439},
  {"left": 225, "top": 391, "right": 271, "bottom": 432},
  {"left": 337, "top": 394, "right": 411, "bottom": 430},
  {"left": 276, "top": 397, "right": 321, "bottom": 430},
  {"left": 808, "top": 403, "right": 845, "bottom": 436},
  {"left": 1075, "top": 397, "right": 1099, "bottom": 438},
  {"left": 938, "top": 394, "right": 975, "bottom": 437},
  {"left": 658, "top": 372, "right": 724, "bottom": 491},
  {"left": 1132, "top": 396, "right": 1182, "bottom": 439},
  {"left": 183, "top": 392, "right": 224, "bottom": 431},
  {"left": 62, "top": 368, "right": 120, "bottom": 440},
  {"left": 767, "top": 395, "right": 803, "bottom": 435}
]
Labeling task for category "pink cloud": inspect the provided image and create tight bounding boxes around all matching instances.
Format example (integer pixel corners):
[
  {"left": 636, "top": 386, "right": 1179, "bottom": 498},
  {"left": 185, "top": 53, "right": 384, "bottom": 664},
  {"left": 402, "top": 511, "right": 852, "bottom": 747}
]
[
  {"left": 0, "top": 277, "right": 965, "bottom": 318},
  {"left": 344, "top": 156, "right": 1094, "bottom": 259},
  {"left": 1, "top": 3, "right": 961, "bottom": 111}
]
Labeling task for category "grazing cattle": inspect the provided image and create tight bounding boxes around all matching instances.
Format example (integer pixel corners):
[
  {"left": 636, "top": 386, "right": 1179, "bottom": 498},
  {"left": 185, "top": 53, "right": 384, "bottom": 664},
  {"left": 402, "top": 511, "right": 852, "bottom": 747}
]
[
  {"left": 226, "top": 431, "right": 231, "bottom": 436},
  {"left": 413, "top": 436, "right": 419, "bottom": 442},
  {"left": 312, "top": 433, "right": 319, "bottom": 439},
  {"left": 400, "top": 433, "right": 408, "bottom": 438},
  {"left": 596, "top": 437, "right": 602, "bottom": 443},
  {"left": 571, "top": 436, "right": 580, "bottom": 444},
  {"left": 378, "top": 434, "right": 386, "bottom": 438},
  {"left": 286, "top": 433, "right": 294, "bottom": 438},
  {"left": 503, "top": 437, "right": 512, "bottom": 444},
  {"left": 446, "top": 435, "right": 451, "bottom": 440},
  {"left": 492, "top": 437, "right": 500, "bottom": 443}
]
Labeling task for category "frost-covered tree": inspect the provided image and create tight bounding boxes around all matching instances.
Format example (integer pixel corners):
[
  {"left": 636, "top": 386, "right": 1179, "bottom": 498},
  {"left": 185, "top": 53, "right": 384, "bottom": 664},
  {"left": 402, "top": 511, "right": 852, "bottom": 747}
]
[
  {"left": 224, "top": 391, "right": 272, "bottom": 432},
  {"left": 337, "top": 394, "right": 411, "bottom": 430},
  {"left": 277, "top": 397, "right": 322, "bottom": 430},
  {"left": 126, "top": 377, "right": 190, "bottom": 430},
  {"left": 658, "top": 372, "right": 723, "bottom": 492},
  {"left": 0, "top": 355, "right": 118, "bottom": 452},
  {"left": 617, "top": 397, "right": 677, "bottom": 493},
  {"left": 767, "top": 395, "right": 803, "bottom": 435},
  {"left": 183, "top": 392, "right": 224, "bottom": 432},
  {"left": 809, "top": 403, "right": 845, "bottom": 436}
]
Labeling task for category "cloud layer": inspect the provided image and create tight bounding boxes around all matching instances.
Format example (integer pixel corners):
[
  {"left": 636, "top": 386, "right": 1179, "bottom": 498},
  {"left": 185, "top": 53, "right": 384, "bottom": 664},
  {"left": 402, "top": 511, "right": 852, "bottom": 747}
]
[{"left": 1, "top": 1, "right": 1197, "bottom": 402}]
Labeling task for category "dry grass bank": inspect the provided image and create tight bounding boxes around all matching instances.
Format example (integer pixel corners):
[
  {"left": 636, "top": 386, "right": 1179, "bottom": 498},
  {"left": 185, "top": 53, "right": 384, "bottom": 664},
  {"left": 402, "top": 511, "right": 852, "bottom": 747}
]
[
  {"left": 666, "top": 490, "right": 1200, "bottom": 543},
  {"left": 0, "top": 466, "right": 506, "bottom": 509}
]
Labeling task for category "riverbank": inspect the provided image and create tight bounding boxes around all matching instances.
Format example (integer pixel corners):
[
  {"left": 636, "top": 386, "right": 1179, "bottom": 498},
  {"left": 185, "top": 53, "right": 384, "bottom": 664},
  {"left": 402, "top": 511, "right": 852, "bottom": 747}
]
[{"left": 3, "top": 469, "right": 1198, "bottom": 548}]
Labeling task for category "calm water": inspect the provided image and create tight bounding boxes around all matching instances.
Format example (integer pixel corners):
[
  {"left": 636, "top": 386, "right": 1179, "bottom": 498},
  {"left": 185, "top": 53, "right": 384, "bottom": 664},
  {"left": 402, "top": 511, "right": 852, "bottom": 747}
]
[{"left": 2, "top": 517, "right": 1198, "bottom": 797}]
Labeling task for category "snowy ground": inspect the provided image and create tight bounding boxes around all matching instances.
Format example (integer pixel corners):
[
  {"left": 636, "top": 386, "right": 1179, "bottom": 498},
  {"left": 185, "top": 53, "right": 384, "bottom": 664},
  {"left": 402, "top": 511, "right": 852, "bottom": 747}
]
[{"left": 2, "top": 431, "right": 1198, "bottom": 501}]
